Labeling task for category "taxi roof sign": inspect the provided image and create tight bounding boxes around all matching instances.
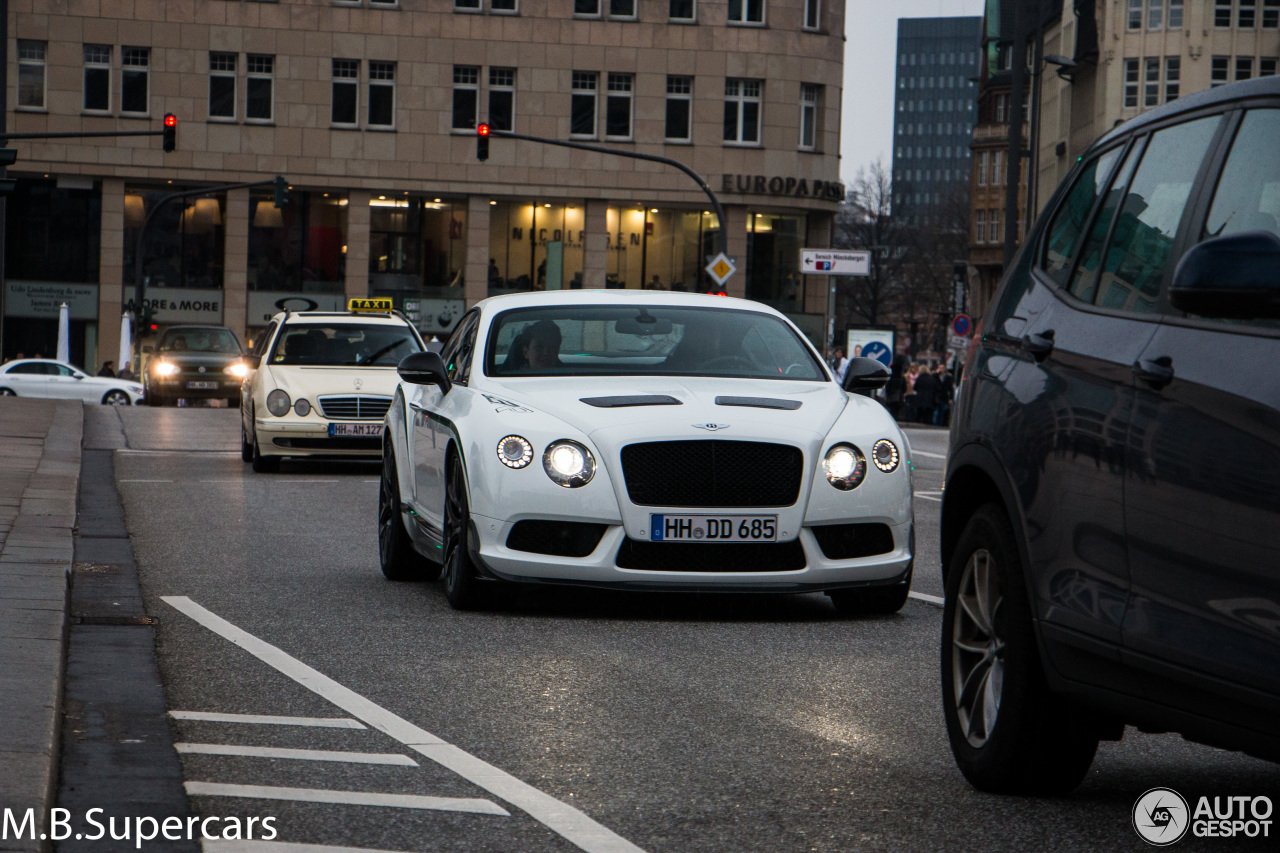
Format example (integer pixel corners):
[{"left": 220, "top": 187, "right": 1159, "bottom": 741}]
[{"left": 349, "top": 297, "right": 394, "bottom": 313}]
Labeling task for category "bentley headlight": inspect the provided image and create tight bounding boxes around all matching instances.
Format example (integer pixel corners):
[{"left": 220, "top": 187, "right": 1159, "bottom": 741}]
[
  {"left": 497, "top": 435, "right": 534, "bottom": 469},
  {"left": 225, "top": 362, "right": 250, "bottom": 379},
  {"left": 266, "top": 389, "right": 291, "bottom": 417},
  {"left": 293, "top": 398, "right": 311, "bottom": 417},
  {"left": 543, "top": 440, "right": 595, "bottom": 488},
  {"left": 872, "top": 439, "right": 900, "bottom": 473},
  {"left": 153, "top": 361, "right": 178, "bottom": 376},
  {"left": 823, "top": 443, "right": 866, "bottom": 490}
]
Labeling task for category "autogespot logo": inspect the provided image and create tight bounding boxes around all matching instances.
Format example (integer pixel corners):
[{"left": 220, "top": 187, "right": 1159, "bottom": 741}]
[{"left": 1134, "top": 787, "right": 1191, "bottom": 846}]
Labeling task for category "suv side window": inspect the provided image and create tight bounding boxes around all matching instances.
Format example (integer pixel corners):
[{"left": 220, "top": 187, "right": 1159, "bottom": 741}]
[
  {"left": 1067, "top": 141, "right": 1145, "bottom": 304},
  {"left": 1041, "top": 146, "right": 1124, "bottom": 286},
  {"left": 1092, "top": 115, "right": 1222, "bottom": 313}
]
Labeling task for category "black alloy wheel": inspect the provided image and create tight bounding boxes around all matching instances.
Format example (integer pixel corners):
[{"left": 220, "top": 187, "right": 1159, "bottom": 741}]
[
  {"left": 240, "top": 411, "right": 254, "bottom": 463},
  {"left": 940, "top": 503, "right": 1099, "bottom": 795},
  {"left": 102, "top": 390, "right": 132, "bottom": 406},
  {"left": 379, "top": 444, "right": 440, "bottom": 582},
  {"left": 0, "top": 388, "right": 15, "bottom": 396},
  {"left": 827, "top": 568, "right": 912, "bottom": 616},
  {"left": 442, "top": 451, "right": 489, "bottom": 610},
  {"left": 250, "top": 426, "right": 280, "bottom": 473}
]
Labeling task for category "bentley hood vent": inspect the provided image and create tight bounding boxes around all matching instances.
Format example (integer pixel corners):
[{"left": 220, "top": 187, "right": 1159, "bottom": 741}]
[
  {"left": 580, "top": 395, "right": 683, "bottom": 408},
  {"left": 715, "top": 396, "right": 802, "bottom": 411}
]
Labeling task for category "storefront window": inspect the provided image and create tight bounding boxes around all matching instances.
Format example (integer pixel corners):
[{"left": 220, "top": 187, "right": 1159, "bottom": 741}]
[
  {"left": 368, "top": 195, "right": 467, "bottom": 337},
  {"left": 123, "top": 187, "right": 225, "bottom": 289},
  {"left": 487, "top": 200, "right": 586, "bottom": 295},
  {"left": 745, "top": 212, "right": 806, "bottom": 310},
  {"left": 606, "top": 206, "right": 720, "bottom": 291},
  {"left": 248, "top": 191, "right": 347, "bottom": 293},
  {"left": 6, "top": 179, "right": 101, "bottom": 283}
]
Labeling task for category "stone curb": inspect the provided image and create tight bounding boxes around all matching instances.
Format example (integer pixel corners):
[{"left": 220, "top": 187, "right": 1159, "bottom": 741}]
[{"left": 0, "top": 399, "right": 83, "bottom": 853}]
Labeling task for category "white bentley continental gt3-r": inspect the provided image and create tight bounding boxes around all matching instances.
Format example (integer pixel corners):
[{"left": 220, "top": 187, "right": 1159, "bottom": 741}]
[
  {"left": 242, "top": 302, "right": 425, "bottom": 472},
  {"left": 379, "top": 291, "right": 913, "bottom": 613}
]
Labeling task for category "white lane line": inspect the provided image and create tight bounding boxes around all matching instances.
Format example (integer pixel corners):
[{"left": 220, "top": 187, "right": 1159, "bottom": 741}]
[
  {"left": 175, "top": 743, "right": 417, "bottom": 766},
  {"left": 910, "top": 449, "right": 947, "bottom": 460},
  {"left": 163, "top": 596, "right": 647, "bottom": 853},
  {"left": 184, "top": 782, "right": 507, "bottom": 816},
  {"left": 204, "top": 841, "right": 414, "bottom": 853},
  {"left": 171, "top": 711, "right": 366, "bottom": 729},
  {"left": 119, "top": 479, "right": 174, "bottom": 483},
  {"left": 909, "top": 591, "right": 945, "bottom": 607},
  {"left": 913, "top": 492, "right": 942, "bottom": 502},
  {"left": 117, "top": 449, "right": 241, "bottom": 454}
]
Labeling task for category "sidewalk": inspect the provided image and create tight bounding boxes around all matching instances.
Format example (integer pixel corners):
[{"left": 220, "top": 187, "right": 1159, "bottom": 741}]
[{"left": 0, "top": 398, "right": 83, "bottom": 853}]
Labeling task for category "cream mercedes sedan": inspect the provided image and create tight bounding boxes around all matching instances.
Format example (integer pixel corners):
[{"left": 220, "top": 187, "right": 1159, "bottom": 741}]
[{"left": 241, "top": 301, "right": 425, "bottom": 472}]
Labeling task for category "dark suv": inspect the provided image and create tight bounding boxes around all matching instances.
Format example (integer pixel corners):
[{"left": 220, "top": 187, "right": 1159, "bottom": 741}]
[
  {"left": 145, "top": 325, "right": 248, "bottom": 407},
  {"left": 941, "top": 77, "right": 1280, "bottom": 793}
]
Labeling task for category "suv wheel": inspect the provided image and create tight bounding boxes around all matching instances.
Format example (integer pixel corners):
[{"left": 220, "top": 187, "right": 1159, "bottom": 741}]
[{"left": 941, "top": 504, "right": 1098, "bottom": 794}]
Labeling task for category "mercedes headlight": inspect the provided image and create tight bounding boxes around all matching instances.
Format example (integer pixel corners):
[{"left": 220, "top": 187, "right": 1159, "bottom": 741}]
[
  {"left": 543, "top": 440, "right": 595, "bottom": 488},
  {"left": 153, "top": 361, "right": 178, "bottom": 376},
  {"left": 225, "top": 362, "right": 250, "bottom": 379},
  {"left": 497, "top": 435, "right": 533, "bottom": 469},
  {"left": 823, "top": 443, "right": 866, "bottom": 490},
  {"left": 872, "top": 439, "right": 900, "bottom": 473},
  {"left": 293, "top": 398, "right": 311, "bottom": 417},
  {"left": 266, "top": 389, "right": 291, "bottom": 417}
]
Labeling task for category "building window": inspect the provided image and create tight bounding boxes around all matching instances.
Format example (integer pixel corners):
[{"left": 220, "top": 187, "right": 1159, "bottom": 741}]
[
  {"left": 995, "top": 93, "right": 1008, "bottom": 122},
  {"left": 491, "top": 0, "right": 518, "bottom": 12},
  {"left": 799, "top": 83, "right": 819, "bottom": 150},
  {"left": 669, "top": 0, "right": 695, "bottom": 20},
  {"left": 1266, "top": 0, "right": 1279, "bottom": 27},
  {"left": 452, "top": 66, "right": 479, "bottom": 130},
  {"left": 120, "top": 47, "right": 150, "bottom": 115},
  {"left": 989, "top": 208, "right": 1001, "bottom": 243},
  {"left": 17, "top": 40, "right": 46, "bottom": 110},
  {"left": 977, "top": 152, "right": 987, "bottom": 186},
  {"left": 84, "top": 45, "right": 112, "bottom": 113},
  {"left": 332, "top": 59, "right": 359, "bottom": 126},
  {"left": 993, "top": 150, "right": 1004, "bottom": 186},
  {"left": 605, "top": 73, "right": 634, "bottom": 139},
  {"left": 727, "top": 0, "right": 764, "bottom": 25},
  {"left": 1124, "top": 57, "right": 1140, "bottom": 105},
  {"left": 246, "top": 54, "right": 274, "bottom": 121},
  {"left": 975, "top": 209, "right": 986, "bottom": 243},
  {"left": 571, "top": 71, "right": 598, "bottom": 137},
  {"left": 723, "top": 78, "right": 761, "bottom": 144},
  {"left": 1169, "top": 0, "right": 1184, "bottom": 28},
  {"left": 488, "top": 67, "right": 515, "bottom": 132},
  {"left": 1262, "top": 57, "right": 1278, "bottom": 76},
  {"left": 1148, "top": 0, "right": 1163, "bottom": 28},
  {"left": 665, "top": 75, "right": 692, "bottom": 141},
  {"left": 574, "top": 0, "right": 599, "bottom": 14},
  {"left": 1236, "top": 56, "right": 1254, "bottom": 80},
  {"left": 1128, "top": 0, "right": 1142, "bottom": 29},
  {"left": 1211, "top": 56, "right": 1229, "bottom": 86},
  {"left": 609, "top": 0, "right": 637, "bottom": 18},
  {"left": 1144, "top": 57, "right": 1160, "bottom": 106},
  {"left": 1240, "top": 0, "right": 1257, "bottom": 27},
  {"left": 455, "top": 0, "right": 481, "bottom": 10},
  {"left": 1215, "top": 0, "right": 1232, "bottom": 26},
  {"left": 206, "top": 52, "right": 237, "bottom": 121},
  {"left": 803, "top": 0, "right": 820, "bottom": 30},
  {"left": 368, "top": 61, "right": 395, "bottom": 128},
  {"left": 1165, "top": 56, "right": 1180, "bottom": 101}
]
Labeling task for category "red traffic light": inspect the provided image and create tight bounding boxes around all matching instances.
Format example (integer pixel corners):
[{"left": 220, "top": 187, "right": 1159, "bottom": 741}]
[
  {"left": 477, "top": 123, "right": 491, "bottom": 136},
  {"left": 162, "top": 113, "right": 177, "bottom": 152},
  {"left": 164, "top": 114, "right": 177, "bottom": 128}
]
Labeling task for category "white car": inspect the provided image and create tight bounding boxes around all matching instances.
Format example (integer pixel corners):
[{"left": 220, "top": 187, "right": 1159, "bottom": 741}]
[
  {"left": 379, "top": 291, "right": 914, "bottom": 613},
  {"left": 240, "top": 304, "right": 426, "bottom": 472},
  {"left": 0, "top": 359, "right": 145, "bottom": 405}
]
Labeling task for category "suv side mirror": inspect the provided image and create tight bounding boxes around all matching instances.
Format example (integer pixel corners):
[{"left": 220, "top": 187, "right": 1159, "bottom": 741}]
[
  {"left": 398, "top": 351, "right": 451, "bottom": 392},
  {"left": 1170, "top": 231, "right": 1280, "bottom": 320},
  {"left": 841, "top": 357, "right": 891, "bottom": 392}
]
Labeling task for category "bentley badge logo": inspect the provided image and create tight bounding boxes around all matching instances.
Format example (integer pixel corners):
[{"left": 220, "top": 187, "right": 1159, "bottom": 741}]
[
  {"left": 354, "top": 378, "right": 364, "bottom": 390},
  {"left": 692, "top": 423, "right": 730, "bottom": 431}
]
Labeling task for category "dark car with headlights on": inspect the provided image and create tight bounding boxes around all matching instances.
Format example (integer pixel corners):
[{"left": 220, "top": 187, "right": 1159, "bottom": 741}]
[
  {"left": 145, "top": 325, "right": 249, "bottom": 407},
  {"left": 940, "top": 76, "right": 1280, "bottom": 795}
]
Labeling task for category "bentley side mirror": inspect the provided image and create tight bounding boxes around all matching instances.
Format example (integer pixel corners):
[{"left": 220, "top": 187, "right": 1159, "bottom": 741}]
[
  {"left": 398, "top": 351, "right": 452, "bottom": 393},
  {"left": 1170, "top": 231, "right": 1280, "bottom": 320},
  {"left": 841, "top": 357, "right": 891, "bottom": 392}
]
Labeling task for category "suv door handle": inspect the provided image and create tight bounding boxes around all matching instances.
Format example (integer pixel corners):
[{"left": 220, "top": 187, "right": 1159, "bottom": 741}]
[
  {"left": 1134, "top": 355, "right": 1175, "bottom": 388},
  {"left": 1021, "top": 330, "right": 1055, "bottom": 360}
]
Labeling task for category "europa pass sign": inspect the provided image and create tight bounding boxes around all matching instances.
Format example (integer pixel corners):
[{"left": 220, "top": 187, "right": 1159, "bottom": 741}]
[{"left": 799, "top": 249, "right": 871, "bottom": 276}]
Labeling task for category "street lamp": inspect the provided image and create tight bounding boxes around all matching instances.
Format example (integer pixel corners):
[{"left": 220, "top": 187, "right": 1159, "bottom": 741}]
[{"left": 1044, "top": 53, "right": 1078, "bottom": 82}]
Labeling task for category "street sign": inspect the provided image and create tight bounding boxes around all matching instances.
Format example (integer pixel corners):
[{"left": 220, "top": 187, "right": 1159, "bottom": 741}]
[
  {"left": 705, "top": 253, "right": 736, "bottom": 286},
  {"left": 951, "top": 313, "right": 972, "bottom": 337},
  {"left": 800, "top": 249, "right": 870, "bottom": 276},
  {"left": 949, "top": 334, "right": 970, "bottom": 351}
]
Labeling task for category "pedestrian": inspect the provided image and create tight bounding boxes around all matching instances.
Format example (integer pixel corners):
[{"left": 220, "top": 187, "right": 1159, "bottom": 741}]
[
  {"left": 98, "top": 360, "right": 116, "bottom": 377},
  {"left": 902, "top": 363, "right": 920, "bottom": 423},
  {"left": 935, "top": 362, "right": 955, "bottom": 426},
  {"left": 913, "top": 363, "right": 939, "bottom": 424},
  {"left": 118, "top": 362, "right": 136, "bottom": 381},
  {"left": 831, "top": 347, "right": 849, "bottom": 384}
]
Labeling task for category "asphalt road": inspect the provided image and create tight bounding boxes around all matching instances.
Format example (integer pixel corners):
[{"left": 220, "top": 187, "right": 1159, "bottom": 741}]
[{"left": 92, "top": 407, "right": 1277, "bottom": 852}]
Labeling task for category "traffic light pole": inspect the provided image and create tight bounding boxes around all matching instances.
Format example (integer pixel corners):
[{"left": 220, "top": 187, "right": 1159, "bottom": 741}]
[
  {"left": 485, "top": 129, "right": 728, "bottom": 258},
  {"left": 131, "top": 178, "right": 279, "bottom": 372}
]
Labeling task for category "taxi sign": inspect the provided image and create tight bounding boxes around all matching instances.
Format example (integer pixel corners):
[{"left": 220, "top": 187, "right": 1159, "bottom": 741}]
[
  {"left": 349, "top": 297, "right": 393, "bottom": 313},
  {"left": 705, "top": 253, "right": 737, "bottom": 286}
]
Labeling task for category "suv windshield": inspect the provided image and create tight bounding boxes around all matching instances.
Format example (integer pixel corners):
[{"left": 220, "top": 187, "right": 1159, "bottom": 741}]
[
  {"left": 158, "top": 328, "right": 241, "bottom": 354},
  {"left": 485, "top": 305, "right": 826, "bottom": 380},
  {"left": 270, "top": 323, "right": 422, "bottom": 366}
]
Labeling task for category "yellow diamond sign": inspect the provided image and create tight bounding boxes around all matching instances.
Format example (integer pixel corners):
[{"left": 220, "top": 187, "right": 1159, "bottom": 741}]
[{"left": 705, "top": 253, "right": 736, "bottom": 286}]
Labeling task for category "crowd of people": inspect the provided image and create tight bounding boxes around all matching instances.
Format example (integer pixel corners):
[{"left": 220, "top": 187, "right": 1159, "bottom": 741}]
[{"left": 828, "top": 347, "right": 957, "bottom": 427}]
